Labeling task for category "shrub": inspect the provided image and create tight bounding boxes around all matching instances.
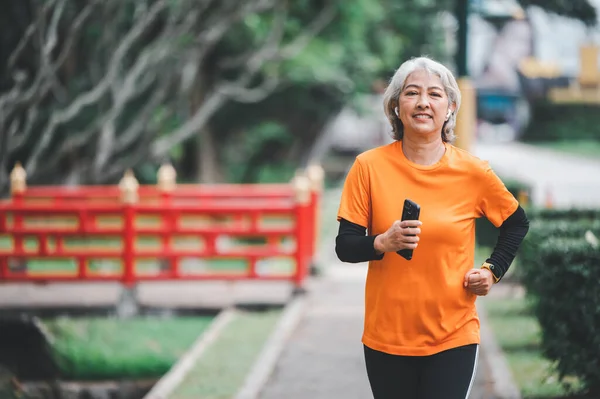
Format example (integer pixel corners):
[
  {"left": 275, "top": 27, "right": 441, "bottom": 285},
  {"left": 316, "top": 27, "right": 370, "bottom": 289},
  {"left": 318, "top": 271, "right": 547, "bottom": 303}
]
[
  {"left": 519, "top": 209, "right": 600, "bottom": 394},
  {"left": 518, "top": 219, "right": 600, "bottom": 290},
  {"left": 521, "top": 237, "right": 600, "bottom": 393},
  {"left": 521, "top": 102, "right": 600, "bottom": 142},
  {"left": 528, "top": 208, "right": 600, "bottom": 222},
  {"left": 475, "top": 178, "right": 532, "bottom": 248}
]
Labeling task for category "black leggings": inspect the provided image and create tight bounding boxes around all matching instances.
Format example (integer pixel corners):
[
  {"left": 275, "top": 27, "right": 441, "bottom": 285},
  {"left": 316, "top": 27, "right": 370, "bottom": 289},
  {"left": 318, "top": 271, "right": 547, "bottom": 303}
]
[{"left": 364, "top": 344, "right": 479, "bottom": 399}]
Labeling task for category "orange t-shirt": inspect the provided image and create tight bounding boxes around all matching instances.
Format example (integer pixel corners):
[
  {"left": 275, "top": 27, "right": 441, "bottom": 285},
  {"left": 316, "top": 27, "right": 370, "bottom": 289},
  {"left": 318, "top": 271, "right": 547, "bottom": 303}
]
[{"left": 337, "top": 140, "right": 518, "bottom": 356}]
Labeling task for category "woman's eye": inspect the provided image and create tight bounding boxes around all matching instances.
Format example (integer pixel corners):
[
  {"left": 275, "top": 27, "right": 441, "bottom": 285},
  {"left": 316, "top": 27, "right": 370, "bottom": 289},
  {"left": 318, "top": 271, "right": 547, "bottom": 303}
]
[
  {"left": 430, "top": 92, "right": 442, "bottom": 97},
  {"left": 406, "top": 91, "right": 417, "bottom": 96}
]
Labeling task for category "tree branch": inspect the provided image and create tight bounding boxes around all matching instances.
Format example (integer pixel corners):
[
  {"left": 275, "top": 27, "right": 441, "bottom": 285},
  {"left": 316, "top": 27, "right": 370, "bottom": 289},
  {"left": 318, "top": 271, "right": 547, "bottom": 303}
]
[
  {"left": 150, "top": 0, "right": 337, "bottom": 160},
  {"left": 278, "top": 1, "right": 337, "bottom": 60},
  {"left": 94, "top": 6, "right": 201, "bottom": 174},
  {"left": 218, "top": 73, "right": 280, "bottom": 102},
  {"left": 218, "top": 1, "right": 288, "bottom": 69},
  {"left": 5, "top": 0, "right": 102, "bottom": 155},
  {"left": 194, "top": 0, "right": 277, "bottom": 60},
  {"left": 151, "top": 88, "right": 228, "bottom": 159},
  {"left": 25, "top": 0, "right": 169, "bottom": 176},
  {"left": 7, "top": 0, "right": 57, "bottom": 70}
]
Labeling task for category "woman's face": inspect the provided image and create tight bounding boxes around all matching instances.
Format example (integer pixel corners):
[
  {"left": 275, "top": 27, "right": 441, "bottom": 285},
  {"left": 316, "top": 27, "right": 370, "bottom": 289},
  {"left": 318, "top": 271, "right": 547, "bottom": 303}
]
[{"left": 397, "top": 69, "right": 453, "bottom": 139}]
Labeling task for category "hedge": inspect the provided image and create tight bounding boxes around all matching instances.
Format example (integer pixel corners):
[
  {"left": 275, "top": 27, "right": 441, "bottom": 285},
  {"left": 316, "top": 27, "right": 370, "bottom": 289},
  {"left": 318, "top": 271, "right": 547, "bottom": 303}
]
[
  {"left": 527, "top": 208, "right": 600, "bottom": 222},
  {"left": 518, "top": 219, "right": 600, "bottom": 289},
  {"left": 522, "top": 237, "right": 600, "bottom": 393},
  {"left": 475, "top": 178, "right": 532, "bottom": 248},
  {"left": 518, "top": 210, "right": 600, "bottom": 394},
  {"left": 521, "top": 102, "right": 600, "bottom": 142}
]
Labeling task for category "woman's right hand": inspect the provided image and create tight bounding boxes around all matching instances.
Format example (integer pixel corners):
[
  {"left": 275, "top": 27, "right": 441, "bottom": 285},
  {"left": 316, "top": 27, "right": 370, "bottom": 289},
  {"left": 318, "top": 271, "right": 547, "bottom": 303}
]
[{"left": 374, "top": 220, "right": 422, "bottom": 254}]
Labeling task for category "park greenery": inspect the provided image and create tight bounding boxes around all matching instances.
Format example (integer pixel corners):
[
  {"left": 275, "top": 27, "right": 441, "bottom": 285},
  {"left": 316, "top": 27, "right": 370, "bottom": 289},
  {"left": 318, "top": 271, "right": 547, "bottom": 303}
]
[
  {"left": 518, "top": 210, "right": 600, "bottom": 396},
  {"left": 482, "top": 209, "right": 600, "bottom": 398},
  {"left": 0, "top": 0, "right": 453, "bottom": 194},
  {"left": 1, "top": 0, "right": 596, "bottom": 195}
]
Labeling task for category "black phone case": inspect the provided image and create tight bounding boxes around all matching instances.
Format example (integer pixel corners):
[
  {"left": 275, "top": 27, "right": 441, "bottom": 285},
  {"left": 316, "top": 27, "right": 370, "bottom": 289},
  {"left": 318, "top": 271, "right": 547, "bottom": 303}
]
[{"left": 397, "top": 199, "right": 421, "bottom": 260}]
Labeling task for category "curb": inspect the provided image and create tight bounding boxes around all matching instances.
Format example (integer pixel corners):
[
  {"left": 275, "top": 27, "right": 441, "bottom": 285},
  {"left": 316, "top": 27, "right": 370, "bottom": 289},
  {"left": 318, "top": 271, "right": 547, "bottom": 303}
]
[
  {"left": 142, "top": 308, "right": 237, "bottom": 399},
  {"left": 234, "top": 294, "right": 308, "bottom": 399},
  {"left": 477, "top": 301, "right": 522, "bottom": 399}
]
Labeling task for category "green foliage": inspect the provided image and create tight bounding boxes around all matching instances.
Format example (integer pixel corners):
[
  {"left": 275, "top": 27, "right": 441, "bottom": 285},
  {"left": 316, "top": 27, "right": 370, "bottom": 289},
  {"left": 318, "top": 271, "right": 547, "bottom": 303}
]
[
  {"left": 475, "top": 178, "right": 532, "bottom": 248},
  {"left": 521, "top": 102, "right": 600, "bottom": 142},
  {"left": 223, "top": 121, "right": 295, "bottom": 183},
  {"left": 519, "top": 210, "right": 600, "bottom": 394},
  {"left": 206, "top": 0, "right": 453, "bottom": 183},
  {"left": 528, "top": 208, "right": 600, "bottom": 221},
  {"left": 519, "top": 218, "right": 600, "bottom": 288}
]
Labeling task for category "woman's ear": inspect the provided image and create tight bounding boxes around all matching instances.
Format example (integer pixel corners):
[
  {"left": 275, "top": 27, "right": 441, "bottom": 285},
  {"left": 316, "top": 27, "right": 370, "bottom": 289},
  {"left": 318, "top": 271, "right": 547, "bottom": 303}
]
[{"left": 446, "top": 104, "right": 457, "bottom": 121}]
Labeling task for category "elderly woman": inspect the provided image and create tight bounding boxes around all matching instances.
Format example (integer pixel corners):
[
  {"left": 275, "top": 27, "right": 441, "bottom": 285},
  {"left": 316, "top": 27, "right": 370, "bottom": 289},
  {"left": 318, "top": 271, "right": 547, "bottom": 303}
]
[{"left": 335, "top": 56, "right": 529, "bottom": 399}]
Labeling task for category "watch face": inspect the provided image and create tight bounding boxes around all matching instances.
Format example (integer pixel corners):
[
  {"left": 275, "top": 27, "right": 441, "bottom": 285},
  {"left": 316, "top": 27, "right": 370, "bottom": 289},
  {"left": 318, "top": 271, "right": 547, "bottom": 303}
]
[{"left": 483, "top": 263, "right": 500, "bottom": 281}]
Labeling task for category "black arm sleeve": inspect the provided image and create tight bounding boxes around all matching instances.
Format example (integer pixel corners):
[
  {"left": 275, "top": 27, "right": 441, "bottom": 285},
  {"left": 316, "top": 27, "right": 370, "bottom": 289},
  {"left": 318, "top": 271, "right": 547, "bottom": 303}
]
[
  {"left": 486, "top": 205, "right": 530, "bottom": 280},
  {"left": 335, "top": 218, "right": 385, "bottom": 263}
]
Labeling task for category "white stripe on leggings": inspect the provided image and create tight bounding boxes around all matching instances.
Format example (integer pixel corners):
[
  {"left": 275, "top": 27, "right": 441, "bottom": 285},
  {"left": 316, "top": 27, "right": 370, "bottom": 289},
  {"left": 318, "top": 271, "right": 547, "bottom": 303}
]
[{"left": 464, "top": 344, "right": 480, "bottom": 399}]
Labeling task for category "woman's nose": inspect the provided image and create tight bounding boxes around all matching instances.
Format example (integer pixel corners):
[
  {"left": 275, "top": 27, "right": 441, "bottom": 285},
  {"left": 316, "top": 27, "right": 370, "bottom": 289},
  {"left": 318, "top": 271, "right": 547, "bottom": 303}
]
[{"left": 416, "top": 95, "right": 429, "bottom": 108}]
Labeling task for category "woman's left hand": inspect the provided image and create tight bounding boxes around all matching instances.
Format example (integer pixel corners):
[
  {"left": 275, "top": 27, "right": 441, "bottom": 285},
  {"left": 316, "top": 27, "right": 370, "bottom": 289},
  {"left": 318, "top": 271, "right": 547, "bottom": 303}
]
[{"left": 463, "top": 268, "right": 494, "bottom": 296}]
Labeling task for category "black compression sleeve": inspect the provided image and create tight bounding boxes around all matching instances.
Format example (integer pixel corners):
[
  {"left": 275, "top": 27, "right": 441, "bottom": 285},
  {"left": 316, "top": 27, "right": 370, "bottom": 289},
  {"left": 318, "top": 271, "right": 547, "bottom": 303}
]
[
  {"left": 335, "top": 218, "right": 385, "bottom": 263},
  {"left": 486, "top": 205, "right": 530, "bottom": 280}
]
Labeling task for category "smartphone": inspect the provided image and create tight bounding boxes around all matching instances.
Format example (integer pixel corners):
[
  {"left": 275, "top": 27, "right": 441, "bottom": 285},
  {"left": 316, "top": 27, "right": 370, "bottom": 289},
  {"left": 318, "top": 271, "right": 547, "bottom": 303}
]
[{"left": 397, "top": 199, "right": 421, "bottom": 260}]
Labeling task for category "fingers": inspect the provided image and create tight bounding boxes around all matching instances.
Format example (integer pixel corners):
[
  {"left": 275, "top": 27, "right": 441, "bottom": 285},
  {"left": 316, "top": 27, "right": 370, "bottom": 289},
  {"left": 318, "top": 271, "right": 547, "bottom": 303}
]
[
  {"left": 464, "top": 269, "right": 492, "bottom": 296},
  {"left": 385, "top": 220, "right": 423, "bottom": 253},
  {"left": 468, "top": 287, "right": 489, "bottom": 296},
  {"left": 399, "top": 220, "right": 422, "bottom": 229},
  {"left": 463, "top": 269, "right": 478, "bottom": 287},
  {"left": 392, "top": 220, "right": 422, "bottom": 237}
]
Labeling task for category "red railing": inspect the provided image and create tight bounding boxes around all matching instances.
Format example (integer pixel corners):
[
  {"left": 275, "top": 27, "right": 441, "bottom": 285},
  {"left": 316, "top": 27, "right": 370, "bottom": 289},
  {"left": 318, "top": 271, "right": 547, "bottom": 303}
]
[{"left": 0, "top": 164, "right": 323, "bottom": 289}]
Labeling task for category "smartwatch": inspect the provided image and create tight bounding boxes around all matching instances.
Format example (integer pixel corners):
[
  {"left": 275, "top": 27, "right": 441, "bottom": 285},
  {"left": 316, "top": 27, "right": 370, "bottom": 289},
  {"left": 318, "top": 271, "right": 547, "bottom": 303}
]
[{"left": 481, "top": 262, "right": 501, "bottom": 283}]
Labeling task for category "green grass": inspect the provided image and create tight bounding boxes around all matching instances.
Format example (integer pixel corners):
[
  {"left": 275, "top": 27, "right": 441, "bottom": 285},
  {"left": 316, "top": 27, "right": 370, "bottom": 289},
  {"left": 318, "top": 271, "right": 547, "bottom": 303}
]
[
  {"left": 482, "top": 297, "right": 585, "bottom": 398},
  {"left": 534, "top": 140, "right": 600, "bottom": 160},
  {"left": 44, "top": 316, "right": 214, "bottom": 380},
  {"left": 170, "top": 309, "right": 282, "bottom": 399}
]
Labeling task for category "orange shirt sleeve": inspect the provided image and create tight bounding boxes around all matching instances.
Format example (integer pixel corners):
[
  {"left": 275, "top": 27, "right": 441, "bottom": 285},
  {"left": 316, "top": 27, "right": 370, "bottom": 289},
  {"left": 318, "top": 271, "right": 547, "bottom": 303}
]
[
  {"left": 476, "top": 164, "right": 519, "bottom": 227},
  {"left": 337, "top": 157, "right": 370, "bottom": 228}
]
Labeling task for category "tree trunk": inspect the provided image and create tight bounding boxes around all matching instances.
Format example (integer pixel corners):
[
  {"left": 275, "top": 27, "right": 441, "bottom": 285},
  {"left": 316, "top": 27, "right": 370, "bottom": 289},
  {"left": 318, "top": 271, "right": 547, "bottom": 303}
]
[
  {"left": 190, "top": 69, "right": 223, "bottom": 184},
  {"left": 0, "top": 127, "right": 8, "bottom": 197},
  {"left": 197, "top": 126, "right": 223, "bottom": 183}
]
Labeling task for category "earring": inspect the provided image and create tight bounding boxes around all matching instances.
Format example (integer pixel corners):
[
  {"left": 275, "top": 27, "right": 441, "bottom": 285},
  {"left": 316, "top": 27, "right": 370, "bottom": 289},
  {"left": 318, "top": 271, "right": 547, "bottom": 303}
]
[
  {"left": 394, "top": 107, "right": 399, "bottom": 116},
  {"left": 446, "top": 110, "right": 452, "bottom": 120}
]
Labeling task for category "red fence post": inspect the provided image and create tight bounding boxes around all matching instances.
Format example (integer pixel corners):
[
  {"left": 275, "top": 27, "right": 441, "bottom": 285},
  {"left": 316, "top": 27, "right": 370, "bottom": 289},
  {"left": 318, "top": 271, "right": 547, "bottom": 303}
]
[
  {"left": 293, "top": 175, "right": 311, "bottom": 292},
  {"left": 10, "top": 162, "right": 27, "bottom": 276},
  {"left": 0, "top": 206, "right": 5, "bottom": 279},
  {"left": 157, "top": 164, "right": 177, "bottom": 277},
  {"left": 119, "top": 170, "right": 139, "bottom": 288}
]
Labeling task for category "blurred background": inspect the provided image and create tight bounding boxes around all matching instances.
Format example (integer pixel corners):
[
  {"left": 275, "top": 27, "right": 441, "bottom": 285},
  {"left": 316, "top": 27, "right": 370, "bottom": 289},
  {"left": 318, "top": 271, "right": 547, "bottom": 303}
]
[
  {"left": 1, "top": 1, "right": 600, "bottom": 398},
  {"left": 0, "top": 0, "right": 599, "bottom": 189}
]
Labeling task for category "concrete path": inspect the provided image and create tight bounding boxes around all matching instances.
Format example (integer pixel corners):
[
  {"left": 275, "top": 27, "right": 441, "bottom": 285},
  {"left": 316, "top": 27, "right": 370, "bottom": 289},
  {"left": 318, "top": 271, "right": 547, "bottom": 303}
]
[
  {"left": 473, "top": 141, "right": 600, "bottom": 208},
  {"left": 259, "top": 250, "right": 497, "bottom": 399}
]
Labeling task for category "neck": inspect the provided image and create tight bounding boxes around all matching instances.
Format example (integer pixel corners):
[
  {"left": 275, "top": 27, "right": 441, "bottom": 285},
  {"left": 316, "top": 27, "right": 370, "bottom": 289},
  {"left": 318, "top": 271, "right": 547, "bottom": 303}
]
[{"left": 401, "top": 135, "right": 445, "bottom": 166}]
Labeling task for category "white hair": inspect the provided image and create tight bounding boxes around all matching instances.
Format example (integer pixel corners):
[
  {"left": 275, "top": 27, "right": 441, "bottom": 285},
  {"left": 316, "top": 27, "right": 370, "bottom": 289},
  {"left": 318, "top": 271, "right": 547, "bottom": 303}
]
[{"left": 382, "top": 56, "right": 461, "bottom": 143}]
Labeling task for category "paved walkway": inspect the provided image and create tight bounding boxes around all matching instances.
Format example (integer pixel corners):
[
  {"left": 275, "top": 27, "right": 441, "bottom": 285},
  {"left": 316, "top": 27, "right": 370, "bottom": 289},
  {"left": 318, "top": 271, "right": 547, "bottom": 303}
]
[
  {"left": 473, "top": 141, "right": 600, "bottom": 208},
  {"left": 259, "top": 248, "right": 496, "bottom": 399}
]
